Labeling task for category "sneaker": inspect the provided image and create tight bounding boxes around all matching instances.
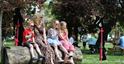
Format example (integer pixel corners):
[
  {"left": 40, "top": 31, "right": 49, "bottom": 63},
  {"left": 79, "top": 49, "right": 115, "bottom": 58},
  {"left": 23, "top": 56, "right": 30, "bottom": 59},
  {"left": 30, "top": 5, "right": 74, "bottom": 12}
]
[{"left": 102, "top": 57, "right": 107, "bottom": 61}]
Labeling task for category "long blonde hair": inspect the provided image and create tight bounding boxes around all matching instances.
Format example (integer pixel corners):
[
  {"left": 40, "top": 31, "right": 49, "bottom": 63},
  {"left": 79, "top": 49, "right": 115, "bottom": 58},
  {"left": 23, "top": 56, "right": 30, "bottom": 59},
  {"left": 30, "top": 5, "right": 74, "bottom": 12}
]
[
  {"left": 31, "top": 15, "right": 44, "bottom": 28},
  {"left": 60, "top": 21, "right": 67, "bottom": 30},
  {"left": 60, "top": 21, "right": 68, "bottom": 34}
]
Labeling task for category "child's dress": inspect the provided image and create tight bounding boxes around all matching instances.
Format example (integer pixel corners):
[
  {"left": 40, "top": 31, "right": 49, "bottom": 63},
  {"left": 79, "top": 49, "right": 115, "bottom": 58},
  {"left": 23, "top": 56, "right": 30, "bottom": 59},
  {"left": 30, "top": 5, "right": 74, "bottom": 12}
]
[
  {"left": 59, "top": 31, "right": 75, "bottom": 52},
  {"left": 47, "top": 28, "right": 61, "bottom": 46}
]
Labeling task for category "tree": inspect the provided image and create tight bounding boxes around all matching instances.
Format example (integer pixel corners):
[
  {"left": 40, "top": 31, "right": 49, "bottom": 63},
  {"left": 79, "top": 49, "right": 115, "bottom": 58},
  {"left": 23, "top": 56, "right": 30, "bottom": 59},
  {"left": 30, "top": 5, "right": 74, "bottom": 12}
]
[
  {"left": 0, "top": 10, "right": 3, "bottom": 63},
  {"left": 50, "top": 0, "right": 124, "bottom": 40}
]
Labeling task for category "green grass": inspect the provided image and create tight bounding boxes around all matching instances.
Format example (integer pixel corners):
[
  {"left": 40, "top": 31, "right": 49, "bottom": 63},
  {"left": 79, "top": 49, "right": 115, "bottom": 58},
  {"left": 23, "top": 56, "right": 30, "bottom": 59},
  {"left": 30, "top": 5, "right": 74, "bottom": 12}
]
[
  {"left": 3, "top": 40, "right": 14, "bottom": 47},
  {"left": 78, "top": 42, "right": 124, "bottom": 64},
  {"left": 4, "top": 40, "right": 124, "bottom": 64},
  {"left": 81, "top": 54, "right": 124, "bottom": 64}
]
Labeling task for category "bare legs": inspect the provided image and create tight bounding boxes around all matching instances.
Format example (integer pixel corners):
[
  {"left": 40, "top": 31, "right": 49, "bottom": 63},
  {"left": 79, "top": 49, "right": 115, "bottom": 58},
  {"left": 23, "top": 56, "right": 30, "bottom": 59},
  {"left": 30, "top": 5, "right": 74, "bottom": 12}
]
[
  {"left": 29, "top": 43, "right": 43, "bottom": 59},
  {"left": 53, "top": 45, "right": 63, "bottom": 62},
  {"left": 34, "top": 44, "right": 43, "bottom": 57},
  {"left": 29, "top": 44, "right": 35, "bottom": 58},
  {"left": 68, "top": 51, "right": 74, "bottom": 64},
  {"left": 59, "top": 45, "right": 69, "bottom": 54}
]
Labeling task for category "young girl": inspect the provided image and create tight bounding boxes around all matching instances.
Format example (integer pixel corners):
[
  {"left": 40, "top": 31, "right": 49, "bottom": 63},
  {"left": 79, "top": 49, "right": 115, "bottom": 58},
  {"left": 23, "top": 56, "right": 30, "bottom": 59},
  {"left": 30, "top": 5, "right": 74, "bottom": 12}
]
[
  {"left": 23, "top": 21, "right": 44, "bottom": 60},
  {"left": 59, "top": 21, "right": 75, "bottom": 64}
]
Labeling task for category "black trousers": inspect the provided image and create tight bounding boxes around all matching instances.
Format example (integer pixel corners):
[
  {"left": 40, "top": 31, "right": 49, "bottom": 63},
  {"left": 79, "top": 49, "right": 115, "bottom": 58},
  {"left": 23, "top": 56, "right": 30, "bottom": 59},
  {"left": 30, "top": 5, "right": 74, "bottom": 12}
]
[{"left": 95, "top": 32, "right": 107, "bottom": 59}]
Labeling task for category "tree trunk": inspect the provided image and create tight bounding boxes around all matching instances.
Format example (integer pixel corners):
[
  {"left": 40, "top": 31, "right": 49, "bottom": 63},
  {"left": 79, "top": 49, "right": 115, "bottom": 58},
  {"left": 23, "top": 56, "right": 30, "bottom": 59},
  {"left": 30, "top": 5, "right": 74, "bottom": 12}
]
[
  {"left": 2, "top": 46, "right": 44, "bottom": 64},
  {"left": 0, "top": 11, "right": 3, "bottom": 63}
]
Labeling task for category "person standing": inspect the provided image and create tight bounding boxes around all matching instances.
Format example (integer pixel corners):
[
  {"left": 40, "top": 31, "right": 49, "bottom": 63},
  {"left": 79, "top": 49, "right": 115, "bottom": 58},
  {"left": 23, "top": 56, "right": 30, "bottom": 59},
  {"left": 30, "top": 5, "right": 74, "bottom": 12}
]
[{"left": 95, "top": 16, "right": 116, "bottom": 60}]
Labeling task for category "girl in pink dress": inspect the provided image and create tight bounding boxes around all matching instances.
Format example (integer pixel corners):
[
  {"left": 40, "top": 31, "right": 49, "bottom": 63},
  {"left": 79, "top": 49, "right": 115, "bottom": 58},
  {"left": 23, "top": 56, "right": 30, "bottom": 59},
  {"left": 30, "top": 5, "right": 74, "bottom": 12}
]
[{"left": 59, "top": 21, "right": 75, "bottom": 64}]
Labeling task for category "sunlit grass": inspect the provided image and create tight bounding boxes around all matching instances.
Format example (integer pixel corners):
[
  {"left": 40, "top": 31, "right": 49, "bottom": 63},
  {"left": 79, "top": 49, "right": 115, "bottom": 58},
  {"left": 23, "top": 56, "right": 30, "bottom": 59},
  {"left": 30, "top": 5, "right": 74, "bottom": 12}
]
[{"left": 78, "top": 42, "right": 124, "bottom": 64}]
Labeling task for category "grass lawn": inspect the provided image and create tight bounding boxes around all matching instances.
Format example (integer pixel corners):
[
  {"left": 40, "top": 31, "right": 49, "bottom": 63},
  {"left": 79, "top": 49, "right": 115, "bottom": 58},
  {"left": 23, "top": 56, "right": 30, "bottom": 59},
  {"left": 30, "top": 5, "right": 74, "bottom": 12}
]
[
  {"left": 81, "top": 54, "right": 124, "bottom": 64},
  {"left": 3, "top": 40, "right": 124, "bottom": 64},
  {"left": 79, "top": 42, "right": 124, "bottom": 64}
]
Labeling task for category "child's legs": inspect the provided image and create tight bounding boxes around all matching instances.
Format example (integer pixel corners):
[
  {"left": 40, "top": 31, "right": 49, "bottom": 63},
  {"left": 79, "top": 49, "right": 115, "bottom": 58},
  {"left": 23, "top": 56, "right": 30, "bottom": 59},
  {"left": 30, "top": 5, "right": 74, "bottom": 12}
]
[
  {"left": 29, "top": 44, "right": 35, "bottom": 58},
  {"left": 33, "top": 43, "right": 42, "bottom": 56},
  {"left": 59, "top": 44, "right": 68, "bottom": 54},
  {"left": 53, "top": 45, "right": 62, "bottom": 60},
  {"left": 68, "top": 51, "right": 75, "bottom": 64},
  {"left": 64, "top": 54, "right": 68, "bottom": 63}
]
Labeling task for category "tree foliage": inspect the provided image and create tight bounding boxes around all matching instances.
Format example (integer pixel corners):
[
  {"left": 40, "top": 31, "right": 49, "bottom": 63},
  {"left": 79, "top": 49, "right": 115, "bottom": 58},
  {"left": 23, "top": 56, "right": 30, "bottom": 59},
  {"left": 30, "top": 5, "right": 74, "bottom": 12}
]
[
  {"left": 0, "top": 0, "right": 46, "bottom": 38},
  {"left": 51, "top": 0, "right": 124, "bottom": 30}
]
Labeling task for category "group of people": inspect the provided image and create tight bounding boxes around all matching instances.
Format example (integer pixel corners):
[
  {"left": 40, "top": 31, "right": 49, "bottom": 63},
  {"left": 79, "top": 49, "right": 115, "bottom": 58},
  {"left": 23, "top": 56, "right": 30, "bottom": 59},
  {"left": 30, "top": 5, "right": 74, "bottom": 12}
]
[
  {"left": 16, "top": 15, "right": 75, "bottom": 64},
  {"left": 47, "top": 20, "right": 75, "bottom": 63}
]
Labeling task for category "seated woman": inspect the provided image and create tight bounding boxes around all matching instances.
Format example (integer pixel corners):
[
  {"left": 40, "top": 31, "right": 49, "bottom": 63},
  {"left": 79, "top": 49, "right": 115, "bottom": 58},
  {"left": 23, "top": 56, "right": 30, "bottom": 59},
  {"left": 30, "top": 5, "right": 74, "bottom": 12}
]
[
  {"left": 23, "top": 21, "right": 44, "bottom": 60},
  {"left": 32, "top": 15, "right": 55, "bottom": 64},
  {"left": 47, "top": 20, "right": 68, "bottom": 62},
  {"left": 59, "top": 21, "right": 75, "bottom": 64}
]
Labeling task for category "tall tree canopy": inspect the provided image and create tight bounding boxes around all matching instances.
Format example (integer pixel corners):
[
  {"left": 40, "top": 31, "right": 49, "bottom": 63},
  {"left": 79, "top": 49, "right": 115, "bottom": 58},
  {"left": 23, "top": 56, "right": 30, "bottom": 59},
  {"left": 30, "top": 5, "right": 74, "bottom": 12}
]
[{"left": 50, "top": 0, "right": 124, "bottom": 30}]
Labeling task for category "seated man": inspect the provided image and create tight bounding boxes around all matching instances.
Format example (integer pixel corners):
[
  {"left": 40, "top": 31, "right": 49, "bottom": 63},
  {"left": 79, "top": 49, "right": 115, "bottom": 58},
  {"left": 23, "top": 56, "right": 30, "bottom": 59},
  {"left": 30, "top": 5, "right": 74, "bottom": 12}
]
[
  {"left": 118, "top": 33, "right": 124, "bottom": 49},
  {"left": 23, "top": 22, "right": 44, "bottom": 60}
]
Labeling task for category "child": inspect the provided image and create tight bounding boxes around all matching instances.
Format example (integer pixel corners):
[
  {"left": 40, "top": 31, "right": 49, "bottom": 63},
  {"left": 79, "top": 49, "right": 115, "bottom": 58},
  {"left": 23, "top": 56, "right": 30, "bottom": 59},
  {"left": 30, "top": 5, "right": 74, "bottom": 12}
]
[
  {"left": 23, "top": 21, "right": 44, "bottom": 60},
  {"left": 59, "top": 21, "right": 75, "bottom": 64}
]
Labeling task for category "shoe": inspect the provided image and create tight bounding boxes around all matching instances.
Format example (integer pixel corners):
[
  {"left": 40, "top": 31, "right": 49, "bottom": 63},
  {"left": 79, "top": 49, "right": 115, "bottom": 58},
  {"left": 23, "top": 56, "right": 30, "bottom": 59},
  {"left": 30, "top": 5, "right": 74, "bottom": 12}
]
[
  {"left": 39, "top": 56, "right": 45, "bottom": 61},
  {"left": 102, "top": 57, "right": 107, "bottom": 61},
  {"left": 39, "top": 56, "right": 45, "bottom": 58},
  {"left": 68, "top": 56, "right": 73, "bottom": 59},
  {"left": 91, "top": 51, "right": 95, "bottom": 54},
  {"left": 57, "top": 59, "right": 64, "bottom": 62},
  {"left": 99, "top": 57, "right": 107, "bottom": 61},
  {"left": 32, "top": 57, "right": 38, "bottom": 60}
]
